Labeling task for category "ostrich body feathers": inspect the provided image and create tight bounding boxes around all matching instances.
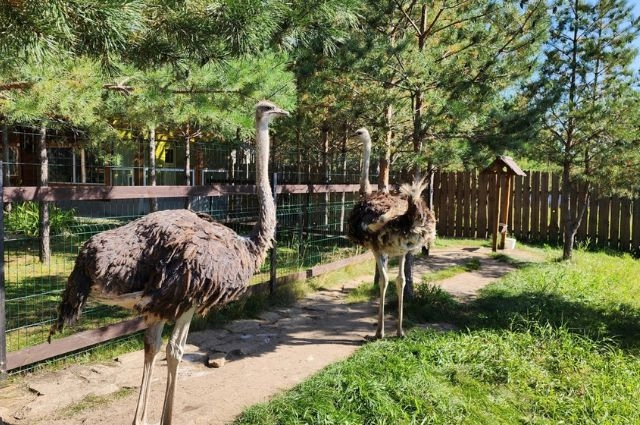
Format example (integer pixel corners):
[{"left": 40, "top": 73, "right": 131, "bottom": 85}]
[
  {"left": 55, "top": 209, "right": 257, "bottom": 331},
  {"left": 347, "top": 179, "right": 436, "bottom": 257}
]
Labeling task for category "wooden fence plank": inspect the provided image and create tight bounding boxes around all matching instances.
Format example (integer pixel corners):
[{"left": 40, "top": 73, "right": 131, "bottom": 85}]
[
  {"left": 447, "top": 173, "right": 457, "bottom": 237},
  {"left": 620, "top": 198, "right": 631, "bottom": 253},
  {"left": 7, "top": 318, "right": 147, "bottom": 371},
  {"left": 530, "top": 171, "right": 541, "bottom": 241},
  {"left": 456, "top": 171, "right": 464, "bottom": 237},
  {"left": 439, "top": 171, "right": 450, "bottom": 237},
  {"left": 470, "top": 170, "right": 478, "bottom": 238},
  {"left": 521, "top": 173, "right": 531, "bottom": 241},
  {"left": 462, "top": 171, "right": 471, "bottom": 238},
  {"left": 432, "top": 171, "right": 441, "bottom": 220},
  {"left": 477, "top": 173, "right": 488, "bottom": 239},
  {"left": 487, "top": 174, "right": 498, "bottom": 244},
  {"left": 539, "top": 172, "right": 549, "bottom": 243},
  {"left": 512, "top": 174, "right": 521, "bottom": 239},
  {"left": 2, "top": 183, "right": 363, "bottom": 202},
  {"left": 587, "top": 191, "right": 599, "bottom": 248},
  {"left": 609, "top": 196, "right": 621, "bottom": 251},
  {"left": 549, "top": 173, "right": 560, "bottom": 245},
  {"left": 576, "top": 182, "right": 589, "bottom": 244},
  {"left": 598, "top": 196, "right": 611, "bottom": 248}
]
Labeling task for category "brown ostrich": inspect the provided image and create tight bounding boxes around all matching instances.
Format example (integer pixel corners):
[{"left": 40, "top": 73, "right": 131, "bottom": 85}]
[
  {"left": 347, "top": 127, "right": 436, "bottom": 339},
  {"left": 48, "top": 100, "right": 289, "bottom": 425}
]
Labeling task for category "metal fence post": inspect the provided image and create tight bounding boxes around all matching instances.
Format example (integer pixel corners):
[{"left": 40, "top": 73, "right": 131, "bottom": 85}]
[
  {"left": 0, "top": 161, "right": 6, "bottom": 377},
  {"left": 269, "top": 172, "right": 277, "bottom": 294}
]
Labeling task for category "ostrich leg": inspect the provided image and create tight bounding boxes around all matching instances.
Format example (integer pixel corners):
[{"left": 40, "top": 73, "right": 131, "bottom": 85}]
[
  {"left": 160, "top": 305, "right": 196, "bottom": 425},
  {"left": 374, "top": 252, "right": 389, "bottom": 339},
  {"left": 395, "top": 254, "right": 407, "bottom": 337},
  {"left": 133, "top": 320, "right": 165, "bottom": 425}
]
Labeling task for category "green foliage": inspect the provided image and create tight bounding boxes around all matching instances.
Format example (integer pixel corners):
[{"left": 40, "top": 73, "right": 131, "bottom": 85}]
[
  {"left": 0, "top": 0, "right": 146, "bottom": 70},
  {"left": 523, "top": 0, "right": 640, "bottom": 194},
  {"left": 5, "top": 202, "right": 77, "bottom": 237}
]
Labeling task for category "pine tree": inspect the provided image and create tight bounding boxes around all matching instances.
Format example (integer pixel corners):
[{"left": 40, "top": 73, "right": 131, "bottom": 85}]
[{"left": 525, "top": 0, "right": 640, "bottom": 260}]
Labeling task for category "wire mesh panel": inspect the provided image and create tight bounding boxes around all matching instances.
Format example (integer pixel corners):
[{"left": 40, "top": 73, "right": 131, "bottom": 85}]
[{"left": 2, "top": 185, "right": 364, "bottom": 363}]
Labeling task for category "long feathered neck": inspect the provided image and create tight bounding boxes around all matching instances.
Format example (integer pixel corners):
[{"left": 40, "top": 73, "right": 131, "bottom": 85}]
[
  {"left": 247, "top": 118, "right": 277, "bottom": 266},
  {"left": 360, "top": 136, "right": 372, "bottom": 196}
]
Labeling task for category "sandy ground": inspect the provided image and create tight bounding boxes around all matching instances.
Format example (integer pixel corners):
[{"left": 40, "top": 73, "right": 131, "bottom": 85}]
[{"left": 0, "top": 246, "right": 540, "bottom": 425}]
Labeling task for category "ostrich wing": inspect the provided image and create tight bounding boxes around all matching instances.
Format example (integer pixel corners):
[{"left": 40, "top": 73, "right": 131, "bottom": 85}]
[
  {"left": 76, "top": 210, "right": 255, "bottom": 321},
  {"left": 347, "top": 192, "right": 408, "bottom": 246}
]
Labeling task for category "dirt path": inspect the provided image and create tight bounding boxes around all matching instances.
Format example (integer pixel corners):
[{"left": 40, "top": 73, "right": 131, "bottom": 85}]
[{"left": 0, "top": 246, "right": 540, "bottom": 425}]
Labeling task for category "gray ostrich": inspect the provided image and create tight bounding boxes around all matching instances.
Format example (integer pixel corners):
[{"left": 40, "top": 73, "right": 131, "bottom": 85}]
[
  {"left": 48, "top": 100, "right": 289, "bottom": 425},
  {"left": 347, "top": 128, "right": 437, "bottom": 339}
]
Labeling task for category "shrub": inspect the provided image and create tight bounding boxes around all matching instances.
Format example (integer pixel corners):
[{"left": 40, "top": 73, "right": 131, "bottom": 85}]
[{"left": 5, "top": 202, "right": 77, "bottom": 237}]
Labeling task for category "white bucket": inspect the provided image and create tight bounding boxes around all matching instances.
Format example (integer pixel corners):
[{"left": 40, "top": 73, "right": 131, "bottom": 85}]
[{"left": 504, "top": 237, "right": 516, "bottom": 250}]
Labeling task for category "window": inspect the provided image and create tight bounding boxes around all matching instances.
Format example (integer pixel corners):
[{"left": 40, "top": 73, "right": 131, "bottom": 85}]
[{"left": 165, "top": 148, "right": 174, "bottom": 165}]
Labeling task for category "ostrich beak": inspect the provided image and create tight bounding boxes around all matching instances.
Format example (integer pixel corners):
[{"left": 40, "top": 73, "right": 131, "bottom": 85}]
[{"left": 272, "top": 107, "right": 290, "bottom": 117}]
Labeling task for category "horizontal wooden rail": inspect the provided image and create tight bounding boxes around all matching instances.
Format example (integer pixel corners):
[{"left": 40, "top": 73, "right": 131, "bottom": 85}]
[
  {"left": 7, "top": 317, "right": 147, "bottom": 370},
  {"left": 6, "top": 251, "right": 373, "bottom": 371},
  {"left": 3, "top": 184, "right": 362, "bottom": 202}
]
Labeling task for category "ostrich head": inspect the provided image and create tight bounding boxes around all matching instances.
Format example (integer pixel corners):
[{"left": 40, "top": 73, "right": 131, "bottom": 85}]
[
  {"left": 351, "top": 127, "right": 371, "bottom": 146},
  {"left": 255, "top": 100, "right": 290, "bottom": 124}
]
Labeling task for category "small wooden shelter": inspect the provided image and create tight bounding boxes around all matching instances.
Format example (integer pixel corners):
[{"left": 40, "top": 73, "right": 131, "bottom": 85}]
[{"left": 480, "top": 156, "right": 526, "bottom": 251}]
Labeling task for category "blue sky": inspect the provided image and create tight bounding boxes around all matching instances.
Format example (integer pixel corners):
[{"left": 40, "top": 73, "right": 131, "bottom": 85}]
[{"left": 633, "top": 2, "right": 640, "bottom": 73}]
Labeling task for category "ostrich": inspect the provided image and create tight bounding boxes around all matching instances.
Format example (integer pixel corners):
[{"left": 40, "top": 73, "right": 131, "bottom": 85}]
[
  {"left": 347, "top": 127, "right": 436, "bottom": 339},
  {"left": 48, "top": 100, "right": 289, "bottom": 425}
]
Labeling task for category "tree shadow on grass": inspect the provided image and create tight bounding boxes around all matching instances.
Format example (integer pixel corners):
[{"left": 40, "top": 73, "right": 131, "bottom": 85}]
[
  {"left": 465, "top": 291, "right": 640, "bottom": 349},
  {"left": 406, "top": 285, "right": 640, "bottom": 351}
]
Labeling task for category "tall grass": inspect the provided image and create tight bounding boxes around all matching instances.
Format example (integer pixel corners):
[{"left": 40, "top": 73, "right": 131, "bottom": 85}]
[{"left": 235, "top": 247, "right": 640, "bottom": 424}]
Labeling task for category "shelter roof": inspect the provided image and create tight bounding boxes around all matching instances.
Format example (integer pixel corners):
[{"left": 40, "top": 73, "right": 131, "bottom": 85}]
[{"left": 480, "top": 155, "right": 526, "bottom": 176}]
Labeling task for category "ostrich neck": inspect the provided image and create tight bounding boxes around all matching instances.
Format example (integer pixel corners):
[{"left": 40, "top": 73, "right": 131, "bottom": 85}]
[
  {"left": 360, "top": 139, "right": 372, "bottom": 195},
  {"left": 248, "top": 120, "right": 276, "bottom": 265}
]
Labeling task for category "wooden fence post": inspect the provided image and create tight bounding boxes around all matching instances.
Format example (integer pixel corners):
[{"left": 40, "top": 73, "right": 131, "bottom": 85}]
[
  {"left": 0, "top": 161, "right": 6, "bottom": 377},
  {"left": 491, "top": 174, "right": 501, "bottom": 252},
  {"left": 269, "top": 172, "right": 278, "bottom": 294}
]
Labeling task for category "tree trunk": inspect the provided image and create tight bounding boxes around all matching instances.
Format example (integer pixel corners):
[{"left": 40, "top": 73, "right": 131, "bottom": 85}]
[
  {"left": 322, "top": 127, "right": 330, "bottom": 226},
  {"left": 184, "top": 131, "right": 191, "bottom": 209},
  {"left": 148, "top": 125, "right": 158, "bottom": 212},
  {"left": 339, "top": 127, "right": 348, "bottom": 232},
  {"left": 3, "top": 122, "right": 11, "bottom": 212},
  {"left": 38, "top": 125, "right": 50, "bottom": 263},
  {"left": 562, "top": 0, "right": 580, "bottom": 261},
  {"left": 296, "top": 126, "right": 302, "bottom": 184},
  {"left": 404, "top": 7, "right": 428, "bottom": 299},
  {"left": 79, "top": 147, "right": 86, "bottom": 183},
  {"left": 379, "top": 104, "right": 392, "bottom": 193}
]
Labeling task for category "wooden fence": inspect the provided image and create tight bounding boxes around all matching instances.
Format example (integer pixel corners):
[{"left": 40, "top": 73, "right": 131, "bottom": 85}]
[
  {"left": 432, "top": 170, "right": 640, "bottom": 254},
  {"left": 0, "top": 180, "right": 366, "bottom": 373}
]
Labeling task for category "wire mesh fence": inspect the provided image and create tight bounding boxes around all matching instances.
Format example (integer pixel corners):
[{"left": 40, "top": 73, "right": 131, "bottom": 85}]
[{"left": 1, "top": 177, "right": 365, "bottom": 373}]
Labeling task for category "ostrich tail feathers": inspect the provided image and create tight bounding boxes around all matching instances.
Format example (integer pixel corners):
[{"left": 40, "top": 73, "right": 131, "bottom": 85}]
[
  {"left": 48, "top": 266, "right": 92, "bottom": 343},
  {"left": 400, "top": 175, "right": 429, "bottom": 202}
]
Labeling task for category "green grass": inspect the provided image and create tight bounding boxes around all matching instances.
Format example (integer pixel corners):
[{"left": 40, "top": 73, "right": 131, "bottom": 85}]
[{"left": 234, "top": 247, "right": 640, "bottom": 425}]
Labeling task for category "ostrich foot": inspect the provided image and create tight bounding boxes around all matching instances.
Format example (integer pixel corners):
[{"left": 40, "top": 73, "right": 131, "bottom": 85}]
[{"left": 364, "top": 327, "right": 384, "bottom": 341}]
